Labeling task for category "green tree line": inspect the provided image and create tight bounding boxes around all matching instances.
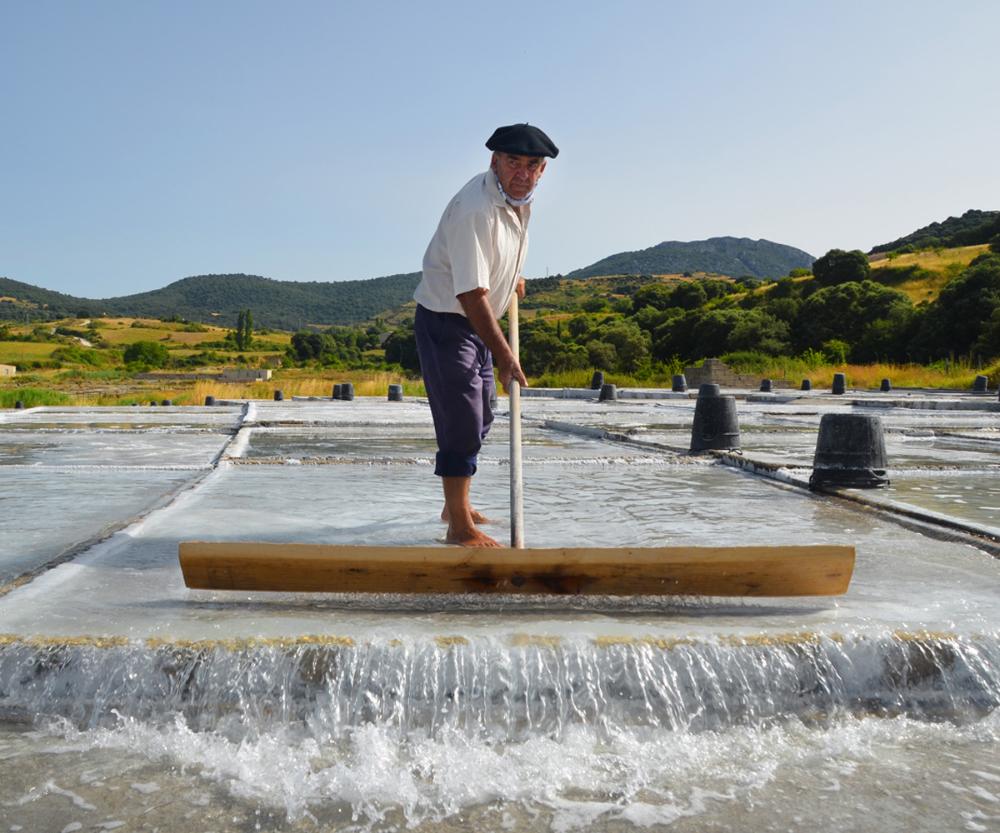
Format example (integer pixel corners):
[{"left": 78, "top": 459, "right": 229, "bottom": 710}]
[{"left": 371, "top": 249, "right": 1000, "bottom": 379}]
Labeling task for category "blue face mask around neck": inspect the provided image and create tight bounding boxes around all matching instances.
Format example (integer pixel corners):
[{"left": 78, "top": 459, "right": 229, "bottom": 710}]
[{"left": 493, "top": 169, "right": 535, "bottom": 207}]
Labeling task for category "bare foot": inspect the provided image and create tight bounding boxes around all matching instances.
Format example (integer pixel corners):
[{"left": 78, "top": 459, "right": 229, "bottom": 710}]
[
  {"left": 441, "top": 504, "right": 492, "bottom": 524},
  {"left": 445, "top": 524, "right": 502, "bottom": 547}
]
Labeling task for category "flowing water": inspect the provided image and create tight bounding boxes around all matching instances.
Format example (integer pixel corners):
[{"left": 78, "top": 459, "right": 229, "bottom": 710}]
[{"left": 1, "top": 396, "right": 999, "bottom": 832}]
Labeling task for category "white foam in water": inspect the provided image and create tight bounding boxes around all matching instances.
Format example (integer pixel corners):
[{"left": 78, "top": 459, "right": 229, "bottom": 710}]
[{"left": 31, "top": 710, "right": 998, "bottom": 831}]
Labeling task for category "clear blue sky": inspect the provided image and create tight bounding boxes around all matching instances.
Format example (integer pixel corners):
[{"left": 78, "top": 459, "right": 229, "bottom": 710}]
[{"left": 2, "top": 1, "right": 998, "bottom": 298}]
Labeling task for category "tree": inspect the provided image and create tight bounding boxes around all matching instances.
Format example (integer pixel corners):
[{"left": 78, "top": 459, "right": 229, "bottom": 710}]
[
  {"left": 632, "top": 283, "right": 676, "bottom": 312},
  {"left": 633, "top": 305, "right": 674, "bottom": 335},
  {"left": 587, "top": 340, "right": 617, "bottom": 371},
  {"left": 794, "top": 280, "right": 913, "bottom": 359},
  {"left": 520, "top": 330, "right": 563, "bottom": 375},
  {"left": 812, "top": 249, "right": 871, "bottom": 287},
  {"left": 383, "top": 329, "right": 420, "bottom": 371},
  {"left": 671, "top": 282, "right": 708, "bottom": 310},
  {"left": 289, "top": 331, "right": 326, "bottom": 362},
  {"left": 593, "top": 319, "right": 651, "bottom": 373},
  {"left": 234, "top": 308, "right": 254, "bottom": 350},
  {"left": 651, "top": 309, "right": 700, "bottom": 362},
  {"left": 974, "top": 306, "right": 1000, "bottom": 359},
  {"left": 689, "top": 309, "right": 750, "bottom": 359},
  {"left": 567, "top": 315, "right": 592, "bottom": 340},
  {"left": 727, "top": 310, "right": 791, "bottom": 355}
]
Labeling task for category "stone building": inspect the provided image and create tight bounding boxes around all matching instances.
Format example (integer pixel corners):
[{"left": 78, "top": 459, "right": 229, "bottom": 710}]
[{"left": 683, "top": 358, "right": 791, "bottom": 389}]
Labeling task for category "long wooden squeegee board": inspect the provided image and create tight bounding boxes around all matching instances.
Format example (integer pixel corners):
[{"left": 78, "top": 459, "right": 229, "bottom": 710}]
[{"left": 179, "top": 543, "right": 855, "bottom": 597}]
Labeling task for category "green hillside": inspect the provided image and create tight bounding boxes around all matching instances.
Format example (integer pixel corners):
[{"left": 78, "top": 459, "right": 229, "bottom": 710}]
[
  {"left": 567, "top": 236, "right": 814, "bottom": 280},
  {"left": 869, "top": 209, "right": 1000, "bottom": 254},
  {"left": 869, "top": 244, "right": 990, "bottom": 304},
  {"left": 0, "top": 277, "right": 97, "bottom": 319}
]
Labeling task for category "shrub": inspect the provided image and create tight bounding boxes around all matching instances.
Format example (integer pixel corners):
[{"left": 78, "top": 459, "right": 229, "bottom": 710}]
[
  {"left": 581, "top": 297, "right": 608, "bottom": 313},
  {"left": 719, "top": 350, "right": 772, "bottom": 374},
  {"left": 798, "top": 348, "right": 826, "bottom": 369},
  {"left": 50, "top": 346, "right": 112, "bottom": 367},
  {"left": 0, "top": 388, "right": 71, "bottom": 408},
  {"left": 124, "top": 340, "right": 170, "bottom": 368},
  {"left": 822, "top": 340, "right": 850, "bottom": 365}
]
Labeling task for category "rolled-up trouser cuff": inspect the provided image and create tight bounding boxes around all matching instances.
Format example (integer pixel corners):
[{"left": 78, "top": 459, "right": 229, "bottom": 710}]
[{"left": 435, "top": 450, "right": 478, "bottom": 478}]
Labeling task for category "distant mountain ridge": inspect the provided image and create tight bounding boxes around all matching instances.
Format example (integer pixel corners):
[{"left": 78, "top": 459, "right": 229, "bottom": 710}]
[
  {"left": 2, "top": 236, "right": 816, "bottom": 329},
  {"left": 566, "top": 236, "right": 815, "bottom": 280},
  {"left": 0, "top": 272, "right": 421, "bottom": 331}
]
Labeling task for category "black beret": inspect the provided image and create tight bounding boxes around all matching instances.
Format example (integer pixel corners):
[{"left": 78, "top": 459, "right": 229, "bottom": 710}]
[{"left": 485, "top": 123, "right": 559, "bottom": 158}]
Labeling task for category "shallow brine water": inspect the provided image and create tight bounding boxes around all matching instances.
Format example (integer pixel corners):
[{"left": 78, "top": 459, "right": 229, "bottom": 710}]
[{"left": 1, "top": 397, "right": 999, "bottom": 831}]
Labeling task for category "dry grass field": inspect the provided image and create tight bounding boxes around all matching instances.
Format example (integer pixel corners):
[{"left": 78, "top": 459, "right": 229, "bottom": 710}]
[
  {"left": 869, "top": 244, "right": 989, "bottom": 303},
  {"left": 798, "top": 361, "right": 997, "bottom": 391},
  {"left": 94, "top": 318, "right": 228, "bottom": 347}
]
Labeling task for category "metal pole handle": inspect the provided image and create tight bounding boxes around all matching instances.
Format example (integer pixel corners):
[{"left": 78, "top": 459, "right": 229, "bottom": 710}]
[{"left": 508, "top": 293, "right": 524, "bottom": 549}]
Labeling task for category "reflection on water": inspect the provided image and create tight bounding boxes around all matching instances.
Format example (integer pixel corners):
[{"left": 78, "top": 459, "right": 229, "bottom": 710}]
[{"left": 886, "top": 472, "right": 1000, "bottom": 532}]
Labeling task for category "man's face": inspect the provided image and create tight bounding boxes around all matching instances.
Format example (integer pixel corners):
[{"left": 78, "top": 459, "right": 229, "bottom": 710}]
[{"left": 491, "top": 152, "right": 547, "bottom": 201}]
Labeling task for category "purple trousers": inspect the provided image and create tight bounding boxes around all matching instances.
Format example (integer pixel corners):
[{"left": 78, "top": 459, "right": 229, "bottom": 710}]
[{"left": 414, "top": 304, "right": 495, "bottom": 477}]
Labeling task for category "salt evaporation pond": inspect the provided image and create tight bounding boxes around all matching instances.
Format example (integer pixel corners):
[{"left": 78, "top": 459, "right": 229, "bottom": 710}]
[{"left": 1, "top": 391, "right": 999, "bottom": 832}]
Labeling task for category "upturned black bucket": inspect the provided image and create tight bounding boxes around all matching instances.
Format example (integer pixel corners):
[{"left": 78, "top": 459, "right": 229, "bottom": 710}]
[
  {"left": 809, "top": 413, "right": 889, "bottom": 489},
  {"left": 590, "top": 371, "right": 605, "bottom": 390},
  {"left": 14, "top": 400, "right": 24, "bottom": 409},
  {"left": 273, "top": 390, "right": 284, "bottom": 401},
  {"left": 690, "top": 384, "right": 740, "bottom": 452},
  {"left": 760, "top": 379, "right": 772, "bottom": 392},
  {"left": 204, "top": 395, "right": 216, "bottom": 406},
  {"left": 161, "top": 399, "right": 172, "bottom": 407},
  {"left": 832, "top": 373, "right": 846, "bottom": 395},
  {"left": 672, "top": 374, "right": 687, "bottom": 393},
  {"left": 598, "top": 383, "right": 617, "bottom": 402},
  {"left": 340, "top": 383, "right": 354, "bottom": 401},
  {"left": 332, "top": 384, "right": 341, "bottom": 400},
  {"left": 973, "top": 375, "right": 989, "bottom": 393},
  {"left": 880, "top": 378, "right": 892, "bottom": 392},
  {"left": 801, "top": 379, "right": 812, "bottom": 391},
  {"left": 388, "top": 384, "right": 403, "bottom": 402}
]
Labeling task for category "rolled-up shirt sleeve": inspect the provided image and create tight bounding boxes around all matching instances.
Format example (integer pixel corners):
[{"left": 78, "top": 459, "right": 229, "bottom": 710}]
[{"left": 445, "top": 208, "right": 495, "bottom": 297}]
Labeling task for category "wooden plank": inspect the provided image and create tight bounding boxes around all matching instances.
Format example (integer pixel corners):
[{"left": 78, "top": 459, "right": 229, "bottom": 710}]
[{"left": 179, "top": 542, "right": 855, "bottom": 597}]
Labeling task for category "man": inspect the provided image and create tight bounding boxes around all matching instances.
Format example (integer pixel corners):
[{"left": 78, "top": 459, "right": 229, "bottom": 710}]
[{"left": 413, "top": 123, "right": 558, "bottom": 547}]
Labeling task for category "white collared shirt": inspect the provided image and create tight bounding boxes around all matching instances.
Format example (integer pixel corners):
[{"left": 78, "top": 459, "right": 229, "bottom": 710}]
[{"left": 413, "top": 170, "right": 529, "bottom": 318}]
